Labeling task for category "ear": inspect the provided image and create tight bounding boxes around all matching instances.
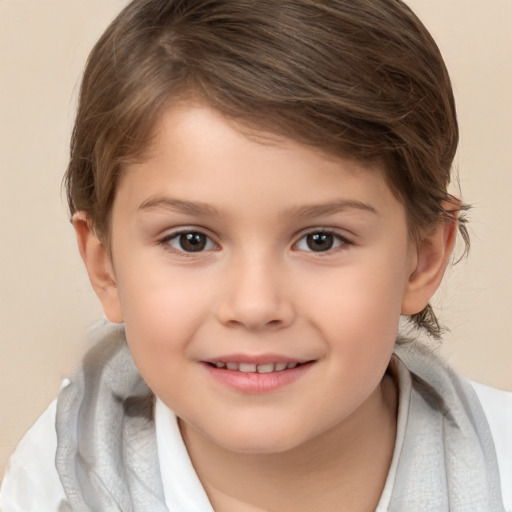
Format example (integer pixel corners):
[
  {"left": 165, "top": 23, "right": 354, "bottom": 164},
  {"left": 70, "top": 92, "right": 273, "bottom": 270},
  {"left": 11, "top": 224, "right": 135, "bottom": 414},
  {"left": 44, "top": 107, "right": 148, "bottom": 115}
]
[
  {"left": 401, "top": 210, "right": 458, "bottom": 315},
  {"left": 73, "top": 212, "right": 124, "bottom": 323}
]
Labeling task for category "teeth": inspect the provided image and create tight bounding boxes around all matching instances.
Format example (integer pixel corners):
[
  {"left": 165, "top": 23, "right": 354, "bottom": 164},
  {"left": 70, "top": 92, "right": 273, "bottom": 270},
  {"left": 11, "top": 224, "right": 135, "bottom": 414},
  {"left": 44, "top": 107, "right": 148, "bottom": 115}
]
[
  {"left": 213, "top": 361, "right": 302, "bottom": 373},
  {"left": 239, "top": 363, "right": 257, "bottom": 373},
  {"left": 256, "top": 363, "right": 274, "bottom": 374}
]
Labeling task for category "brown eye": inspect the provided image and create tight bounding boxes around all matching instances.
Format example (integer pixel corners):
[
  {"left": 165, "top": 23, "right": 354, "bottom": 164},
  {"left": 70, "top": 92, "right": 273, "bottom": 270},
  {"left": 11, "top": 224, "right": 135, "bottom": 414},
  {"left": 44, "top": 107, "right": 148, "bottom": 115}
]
[
  {"left": 164, "top": 231, "right": 216, "bottom": 253},
  {"left": 295, "top": 231, "right": 347, "bottom": 253},
  {"left": 179, "top": 232, "right": 207, "bottom": 252},
  {"left": 306, "top": 233, "right": 334, "bottom": 252}
]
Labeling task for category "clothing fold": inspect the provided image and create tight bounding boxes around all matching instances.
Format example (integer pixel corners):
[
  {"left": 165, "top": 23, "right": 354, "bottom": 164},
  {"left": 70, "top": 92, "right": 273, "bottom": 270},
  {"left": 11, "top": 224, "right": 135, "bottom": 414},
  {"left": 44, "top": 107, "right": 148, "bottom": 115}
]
[{"left": 55, "top": 322, "right": 168, "bottom": 512}]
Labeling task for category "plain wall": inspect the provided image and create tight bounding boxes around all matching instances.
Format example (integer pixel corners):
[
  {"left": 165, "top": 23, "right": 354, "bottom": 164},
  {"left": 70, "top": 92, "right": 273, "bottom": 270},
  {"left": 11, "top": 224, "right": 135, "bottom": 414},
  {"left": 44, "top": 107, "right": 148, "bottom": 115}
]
[{"left": 1, "top": 0, "right": 511, "bottom": 476}]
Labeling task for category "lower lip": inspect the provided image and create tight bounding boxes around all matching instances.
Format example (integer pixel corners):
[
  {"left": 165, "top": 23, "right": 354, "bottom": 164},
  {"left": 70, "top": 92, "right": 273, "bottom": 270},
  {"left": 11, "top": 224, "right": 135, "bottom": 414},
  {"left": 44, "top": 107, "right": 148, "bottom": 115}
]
[{"left": 202, "top": 362, "right": 314, "bottom": 394}]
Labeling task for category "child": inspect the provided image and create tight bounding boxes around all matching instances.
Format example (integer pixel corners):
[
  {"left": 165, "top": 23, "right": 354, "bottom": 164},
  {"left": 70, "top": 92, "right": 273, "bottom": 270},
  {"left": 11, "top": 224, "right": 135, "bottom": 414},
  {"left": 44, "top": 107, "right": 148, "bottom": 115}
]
[{"left": 0, "top": 0, "right": 509, "bottom": 510}]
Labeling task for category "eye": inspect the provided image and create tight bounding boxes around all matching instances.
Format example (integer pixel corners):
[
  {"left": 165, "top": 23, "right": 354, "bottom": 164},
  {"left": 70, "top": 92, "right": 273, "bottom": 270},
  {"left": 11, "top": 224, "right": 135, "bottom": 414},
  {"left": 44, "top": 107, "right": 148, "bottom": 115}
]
[
  {"left": 162, "top": 231, "right": 217, "bottom": 253},
  {"left": 294, "top": 231, "right": 347, "bottom": 253}
]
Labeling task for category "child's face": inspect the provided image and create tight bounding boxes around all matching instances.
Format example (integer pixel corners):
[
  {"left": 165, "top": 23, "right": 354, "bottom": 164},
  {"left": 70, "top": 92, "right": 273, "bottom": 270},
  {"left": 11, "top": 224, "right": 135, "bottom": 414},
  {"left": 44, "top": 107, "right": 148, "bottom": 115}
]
[{"left": 104, "top": 104, "right": 418, "bottom": 453}]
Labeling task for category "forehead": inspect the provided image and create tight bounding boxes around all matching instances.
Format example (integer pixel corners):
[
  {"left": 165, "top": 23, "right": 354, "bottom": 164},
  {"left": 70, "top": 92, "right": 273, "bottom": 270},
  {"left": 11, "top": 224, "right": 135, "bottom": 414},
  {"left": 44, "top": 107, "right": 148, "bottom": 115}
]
[{"left": 115, "top": 103, "right": 405, "bottom": 225}]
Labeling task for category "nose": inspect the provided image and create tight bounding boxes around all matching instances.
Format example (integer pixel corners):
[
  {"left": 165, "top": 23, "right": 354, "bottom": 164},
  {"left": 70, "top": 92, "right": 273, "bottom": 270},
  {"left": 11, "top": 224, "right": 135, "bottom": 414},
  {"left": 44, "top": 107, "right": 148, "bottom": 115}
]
[{"left": 216, "top": 253, "right": 295, "bottom": 331}]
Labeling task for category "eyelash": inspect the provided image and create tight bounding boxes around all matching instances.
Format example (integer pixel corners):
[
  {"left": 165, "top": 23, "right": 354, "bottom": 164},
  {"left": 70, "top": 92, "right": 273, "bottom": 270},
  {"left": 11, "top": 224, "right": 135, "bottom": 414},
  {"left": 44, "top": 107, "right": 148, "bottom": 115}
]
[
  {"left": 157, "top": 228, "right": 351, "bottom": 256},
  {"left": 157, "top": 229, "right": 218, "bottom": 256},
  {"left": 294, "top": 230, "right": 350, "bottom": 254}
]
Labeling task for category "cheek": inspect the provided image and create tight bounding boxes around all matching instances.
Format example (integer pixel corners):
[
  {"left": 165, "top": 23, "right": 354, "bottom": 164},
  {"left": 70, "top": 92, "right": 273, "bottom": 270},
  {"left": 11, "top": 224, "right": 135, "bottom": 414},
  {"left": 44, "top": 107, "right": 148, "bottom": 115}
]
[
  {"left": 308, "top": 257, "right": 406, "bottom": 331},
  {"left": 115, "top": 261, "right": 212, "bottom": 359},
  {"left": 116, "top": 272, "right": 208, "bottom": 406},
  {"left": 304, "top": 256, "right": 407, "bottom": 371}
]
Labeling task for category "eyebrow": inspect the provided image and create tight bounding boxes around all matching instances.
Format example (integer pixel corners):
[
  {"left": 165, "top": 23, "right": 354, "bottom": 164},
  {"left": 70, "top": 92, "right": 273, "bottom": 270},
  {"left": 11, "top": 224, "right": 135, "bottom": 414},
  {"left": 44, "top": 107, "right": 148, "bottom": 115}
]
[
  {"left": 138, "top": 196, "right": 378, "bottom": 218},
  {"left": 284, "top": 200, "right": 379, "bottom": 219},
  {"left": 138, "top": 196, "right": 220, "bottom": 217}
]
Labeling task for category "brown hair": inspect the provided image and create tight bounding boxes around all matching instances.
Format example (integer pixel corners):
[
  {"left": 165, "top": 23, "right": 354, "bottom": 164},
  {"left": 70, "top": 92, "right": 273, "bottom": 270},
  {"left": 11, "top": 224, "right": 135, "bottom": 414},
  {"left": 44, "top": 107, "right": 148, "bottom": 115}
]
[{"left": 65, "top": 0, "right": 469, "bottom": 338}]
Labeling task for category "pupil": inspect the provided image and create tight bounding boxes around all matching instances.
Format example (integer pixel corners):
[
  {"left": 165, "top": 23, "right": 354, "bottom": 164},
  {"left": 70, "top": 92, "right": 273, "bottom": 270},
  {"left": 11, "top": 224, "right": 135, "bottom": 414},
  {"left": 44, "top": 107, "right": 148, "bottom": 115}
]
[
  {"left": 180, "top": 232, "right": 206, "bottom": 252},
  {"left": 307, "top": 233, "right": 333, "bottom": 252}
]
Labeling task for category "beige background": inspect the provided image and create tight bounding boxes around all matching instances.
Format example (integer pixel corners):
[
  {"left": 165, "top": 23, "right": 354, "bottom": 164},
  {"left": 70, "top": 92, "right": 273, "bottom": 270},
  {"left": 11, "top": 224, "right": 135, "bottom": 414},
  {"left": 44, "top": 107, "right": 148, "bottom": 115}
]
[{"left": 0, "top": 0, "right": 511, "bottom": 476}]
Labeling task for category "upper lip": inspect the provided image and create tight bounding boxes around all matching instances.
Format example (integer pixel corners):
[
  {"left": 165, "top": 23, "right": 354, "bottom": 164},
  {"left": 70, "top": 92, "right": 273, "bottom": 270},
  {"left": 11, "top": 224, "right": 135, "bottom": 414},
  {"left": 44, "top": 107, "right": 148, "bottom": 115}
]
[{"left": 202, "top": 354, "right": 312, "bottom": 365}]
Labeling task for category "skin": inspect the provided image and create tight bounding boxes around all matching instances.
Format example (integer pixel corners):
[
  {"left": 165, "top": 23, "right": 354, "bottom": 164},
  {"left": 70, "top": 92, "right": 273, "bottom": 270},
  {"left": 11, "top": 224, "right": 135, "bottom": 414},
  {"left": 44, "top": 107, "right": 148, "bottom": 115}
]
[{"left": 75, "top": 103, "right": 457, "bottom": 511}]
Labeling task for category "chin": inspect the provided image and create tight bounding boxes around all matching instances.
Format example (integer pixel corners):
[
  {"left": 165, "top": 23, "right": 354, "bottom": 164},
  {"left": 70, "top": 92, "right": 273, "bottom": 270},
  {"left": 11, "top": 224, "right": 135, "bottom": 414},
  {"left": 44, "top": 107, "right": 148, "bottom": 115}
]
[{"left": 207, "top": 421, "right": 316, "bottom": 455}]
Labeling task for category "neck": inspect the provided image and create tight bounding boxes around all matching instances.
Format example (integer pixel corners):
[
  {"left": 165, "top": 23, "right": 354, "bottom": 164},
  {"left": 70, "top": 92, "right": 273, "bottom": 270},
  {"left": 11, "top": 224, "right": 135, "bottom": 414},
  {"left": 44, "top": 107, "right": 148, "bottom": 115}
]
[{"left": 181, "top": 373, "right": 398, "bottom": 512}]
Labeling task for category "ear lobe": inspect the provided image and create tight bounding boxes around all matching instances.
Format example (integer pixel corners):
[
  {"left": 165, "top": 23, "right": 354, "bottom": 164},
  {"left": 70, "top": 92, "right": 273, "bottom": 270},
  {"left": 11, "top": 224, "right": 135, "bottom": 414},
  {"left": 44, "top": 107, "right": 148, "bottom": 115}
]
[
  {"left": 73, "top": 212, "right": 124, "bottom": 323},
  {"left": 401, "top": 214, "right": 458, "bottom": 315}
]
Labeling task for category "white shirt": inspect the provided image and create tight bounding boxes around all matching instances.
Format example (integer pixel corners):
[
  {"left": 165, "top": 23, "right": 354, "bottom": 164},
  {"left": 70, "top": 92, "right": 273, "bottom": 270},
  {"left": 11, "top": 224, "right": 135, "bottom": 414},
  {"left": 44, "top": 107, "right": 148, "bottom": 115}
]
[{"left": 1, "top": 380, "right": 510, "bottom": 511}]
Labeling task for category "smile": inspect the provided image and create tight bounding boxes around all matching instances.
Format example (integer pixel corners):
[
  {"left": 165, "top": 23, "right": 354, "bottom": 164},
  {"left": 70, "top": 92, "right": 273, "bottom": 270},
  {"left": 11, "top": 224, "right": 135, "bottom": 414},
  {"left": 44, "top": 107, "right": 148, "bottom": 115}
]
[
  {"left": 203, "top": 359, "right": 315, "bottom": 393},
  {"left": 208, "top": 361, "right": 303, "bottom": 373}
]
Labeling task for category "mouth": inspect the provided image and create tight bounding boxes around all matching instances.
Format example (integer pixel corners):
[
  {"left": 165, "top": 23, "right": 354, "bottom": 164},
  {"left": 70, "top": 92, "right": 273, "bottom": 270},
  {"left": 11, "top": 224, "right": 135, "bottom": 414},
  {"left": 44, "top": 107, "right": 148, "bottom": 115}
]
[
  {"left": 205, "top": 361, "right": 309, "bottom": 373},
  {"left": 202, "top": 358, "right": 316, "bottom": 393}
]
